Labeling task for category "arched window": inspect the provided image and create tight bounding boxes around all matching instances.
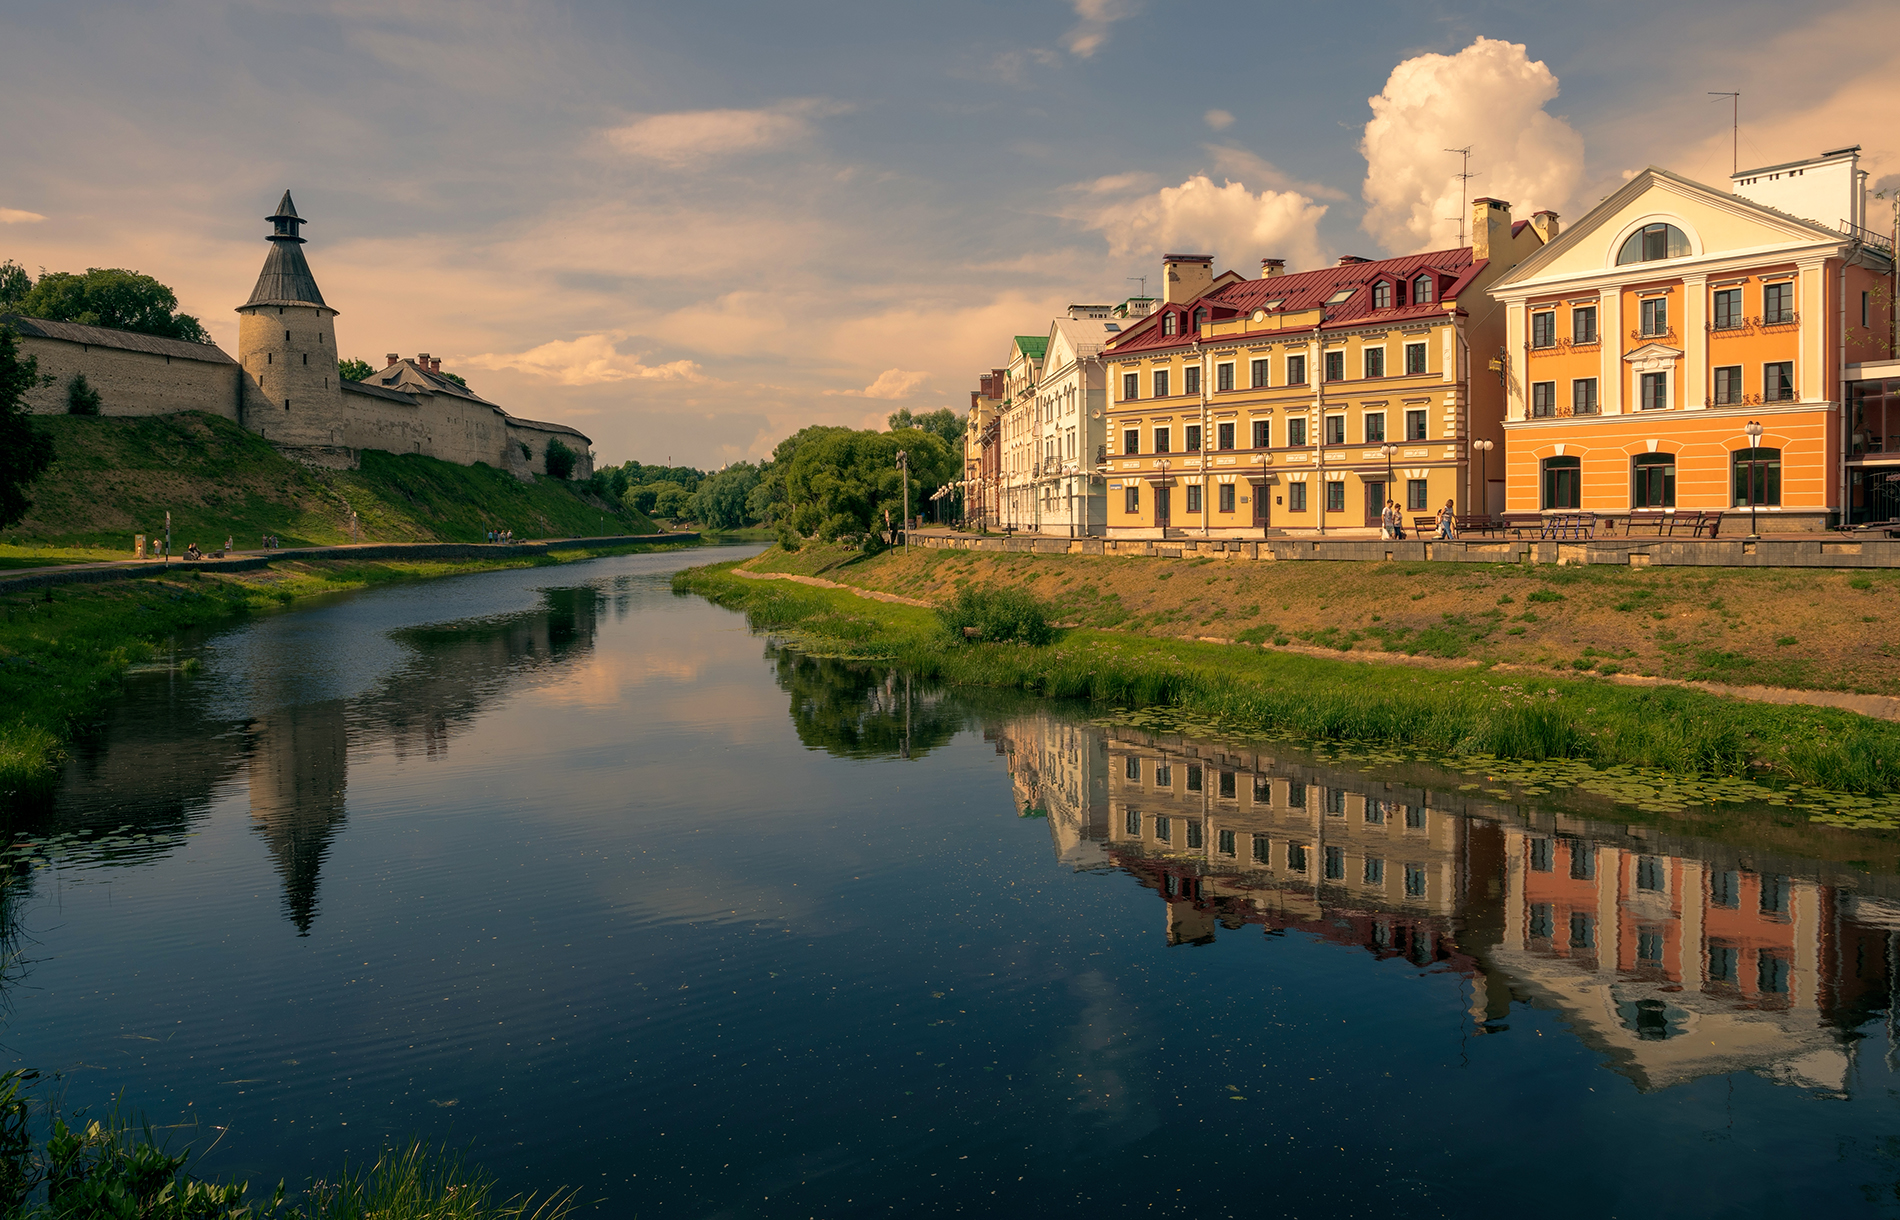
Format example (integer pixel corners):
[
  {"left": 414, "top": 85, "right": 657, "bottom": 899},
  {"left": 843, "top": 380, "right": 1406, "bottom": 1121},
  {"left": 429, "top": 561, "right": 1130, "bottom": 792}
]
[
  {"left": 1617, "top": 223, "right": 1691, "bottom": 265},
  {"left": 1733, "top": 447, "right": 1781, "bottom": 506},
  {"left": 1413, "top": 275, "right": 1434, "bottom": 304},
  {"left": 1162, "top": 312, "right": 1177, "bottom": 336},
  {"left": 1192, "top": 307, "right": 1207, "bottom": 331},
  {"left": 1542, "top": 456, "right": 1580, "bottom": 509},
  {"left": 1633, "top": 453, "right": 1676, "bottom": 508},
  {"left": 1371, "top": 281, "right": 1391, "bottom": 309}
]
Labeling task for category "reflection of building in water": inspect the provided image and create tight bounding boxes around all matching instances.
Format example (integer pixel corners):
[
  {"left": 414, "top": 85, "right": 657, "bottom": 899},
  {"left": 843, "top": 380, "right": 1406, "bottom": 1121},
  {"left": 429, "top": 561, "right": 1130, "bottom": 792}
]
[
  {"left": 248, "top": 700, "right": 349, "bottom": 935},
  {"left": 988, "top": 712, "right": 1110, "bottom": 871},
  {"left": 1095, "top": 727, "right": 1897, "bottom": 1094}
]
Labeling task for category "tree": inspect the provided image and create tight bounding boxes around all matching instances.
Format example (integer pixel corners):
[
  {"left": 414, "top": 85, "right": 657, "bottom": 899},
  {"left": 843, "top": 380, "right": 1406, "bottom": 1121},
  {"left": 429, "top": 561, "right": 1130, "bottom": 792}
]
[
  {"left": 782, "top": 427, "right": 955, "bottom": 551},
  {"left": 887, "top": 406, "right": 965, "bottom": 447},
  {"left": 337, "top": 357, "right": 374, "bottom": 382},
  {"left": 11, "top": 268, "right": 209, "bottom": 343},
  {"left": 544, "top": 437, "right": 576, "bottom": 480},
  {"left": 691, "top": 462, "right": 761, "bottom": 530},
  {"left": 65, "top": 373, "right": 101, "bottom": 416},
  {"left": 652, "top": 484, "right": 691, "bottom": 520},
  {"left": 0, "top": 326, "right": 57, "bottom": 530},
  {"left": 0, "top": 261, "right": 30, "bottom": 311},
  {"left": 440, "top": 371, "right": 469, "bottom": 389}
]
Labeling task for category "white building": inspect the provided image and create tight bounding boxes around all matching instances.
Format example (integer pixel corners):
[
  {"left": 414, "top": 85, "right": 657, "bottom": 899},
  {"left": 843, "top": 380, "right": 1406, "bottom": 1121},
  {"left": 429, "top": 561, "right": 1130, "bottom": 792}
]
[{"left": 999, "top": 335, "right": 1045, "bottom": 530}]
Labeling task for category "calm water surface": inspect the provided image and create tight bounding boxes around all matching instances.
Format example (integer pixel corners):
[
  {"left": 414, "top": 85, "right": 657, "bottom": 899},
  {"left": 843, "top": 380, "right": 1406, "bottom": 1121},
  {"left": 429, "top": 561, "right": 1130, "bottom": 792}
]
[{"left": 6, "top": 544, "right": 1900, "bottom": 1218}]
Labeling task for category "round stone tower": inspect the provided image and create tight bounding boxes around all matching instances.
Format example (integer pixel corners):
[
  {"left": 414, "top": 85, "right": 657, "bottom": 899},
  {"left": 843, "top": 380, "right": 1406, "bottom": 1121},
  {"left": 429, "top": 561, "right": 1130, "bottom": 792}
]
[{"left": 235, "top": 191, "right": 341, "bottom": 446}]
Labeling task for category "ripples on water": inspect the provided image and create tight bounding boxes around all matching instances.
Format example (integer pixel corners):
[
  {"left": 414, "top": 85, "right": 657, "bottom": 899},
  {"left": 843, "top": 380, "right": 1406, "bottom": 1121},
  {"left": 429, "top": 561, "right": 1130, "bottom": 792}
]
[{"left": 5, "top": 544, "right": 1900, "bottom": 1217}]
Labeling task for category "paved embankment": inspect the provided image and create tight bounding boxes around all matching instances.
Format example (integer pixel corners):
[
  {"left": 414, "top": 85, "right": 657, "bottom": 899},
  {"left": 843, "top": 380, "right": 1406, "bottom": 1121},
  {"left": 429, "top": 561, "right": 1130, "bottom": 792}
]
[{"left": 0, "top": 534, "right": 700, "bottom": 594}]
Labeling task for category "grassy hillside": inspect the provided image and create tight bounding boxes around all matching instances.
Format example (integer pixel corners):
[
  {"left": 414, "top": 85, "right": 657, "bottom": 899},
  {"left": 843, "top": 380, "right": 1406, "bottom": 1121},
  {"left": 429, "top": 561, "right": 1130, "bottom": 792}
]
[{"left": 4, "top": 412, "right": 655, "bottom": 553}]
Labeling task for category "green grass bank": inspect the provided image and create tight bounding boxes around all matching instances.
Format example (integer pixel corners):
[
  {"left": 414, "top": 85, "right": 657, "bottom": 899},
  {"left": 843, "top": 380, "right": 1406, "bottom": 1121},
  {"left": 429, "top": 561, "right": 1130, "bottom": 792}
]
[
  {"left": 0, "top": 541, "right": 687, "bottom": 802},
  {"left": 2, "top": 411, "right": 656, "bottom": 562},
  {"left": 675, "top": 559, "right": 1900, "bottom": 797}
]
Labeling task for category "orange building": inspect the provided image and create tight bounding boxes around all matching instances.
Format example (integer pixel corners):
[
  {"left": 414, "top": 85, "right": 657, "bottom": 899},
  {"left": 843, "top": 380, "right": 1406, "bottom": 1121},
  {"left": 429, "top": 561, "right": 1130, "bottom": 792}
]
[{"left": 1490, "top": 148, "right": 1894, "bottom": 531}]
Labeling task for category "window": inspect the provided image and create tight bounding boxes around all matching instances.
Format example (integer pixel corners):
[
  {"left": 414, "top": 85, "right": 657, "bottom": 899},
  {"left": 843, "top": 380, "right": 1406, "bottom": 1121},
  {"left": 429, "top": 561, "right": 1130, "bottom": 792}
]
[
  {"left": 1125, "top": 809, "right": 1140, "bottom": 836},
  {"left": 1639, "top": 297, "right": 1670, "bottom": 337},
  {"left": 1372, "top": 281, "right": 1391, "bottom": 309},
  {"left": 1529, "top": 838, "right": 1554, "bottom": 872},
  {"left": 1162, "top": 312, "right": 1177, "bottom": 336},
  {"left": 1404, "top": 865, "right": 1426, "bottom": 898},
  {"left": 1253, "top": 776, "right": 1270, "bottom": 802},
  {"left": 1252, "top": 834, "right": 1270, "bottom": 863},
  {"left": 1572, "top": 306, "right": 1598, "bottom": 344},
  {"left": 1531, "top": 382, "right": 1556, "bottom": 417},
  {"left": 1184, "top": 424, "right": 1201, "bottom": 452},
  {"left": 1633, "top": 453, "right": 1675, "bottom": 508},
  {"left": 1325, "top": 288, "right": 1355, "bottom": 304},
  {"left": 1250, "top": 358, "right": 1269, "bottom": 388},
  {"left": 1286, "top": 354, "right": 1307, "bottom": 385},
  {"left": 1569, "top": 912, "right": 1595, "bottom": 950},
  {"left": 1764, "top": 361, "right": 1794, "bottom": 402},
  {"left": 1640, "top": 371, "right": 1669, "bottom": 412},
  {"left": 1760, "top": 874, "right": 1789, "bottom": 916},
  {"left": 1185, "top": 484, "right": 1202, "bottom": 513},
  {"left": 1531, "top": 311, "right": 1556, "bottom": 348},
  {"left": 1616, "top": 222, "right": 1691, "bottom": 264},
  {"left": 1405, "top": 342, "right": 1427, "bottom": 375},
  {"left": 1123, "top": 372, "right": 1139, "bottom": 400},
  {"left": 1708, "top": 944, "right": 1738, "bottom": 984},
  {"left": 1413, "top": 274, "right": 1434, "bottom": 304},
  {"left": 1364, "top": 348, "right": 1385, "bottom": 379},
  {"left": 1713, "top": 287, "right": 1743, "bottom": 330},
  {"left": 1406, "top": 479, "right": 1427, "bottom": 511},
  {"left": 1758, "top": 951, "right": 1790, "bottom": 994},
  {"left": 1572, "top": 378, "right": 1598, "bottom": 415},
  {"left": 1289, "top": 482, "right": 1307, "bottom": 512},
  {"left": 1125, "top": 757, "right": 1141, "bottom": 780},
  {"left": 1287, "top": 842, "right": 1309, "bottom": 873},
  {"left": 1124, "top": 484, "right": 1139, "bottom": 513},
  {"left": 1713, "top": 365, "right": 1743, "bottom": 405},
  {"left": 1324, "top": 787, "right": 1346, "bottom": 815},
  {"left": 1183, "top": 366, "right": 1201, "bottom": 396},
  {"left": 1404, "top": 805, "right": 1424, "bottom": 830},
  {"left": 1154, "top": 763, "right": 1171, "bottom": 788},
  {"left": 1185, "top": 820, "right": 1203, "bottom": 849},
  {"left": 1287, "top": 417, "right": 1307, "bottom": 447},
  {"left": 1323, "top": 351, "right": 1345, "bottom": 381},
  {"left": 1124, "top": 428, "right": 1140, "bottom": 455},
  {"left": 1192, "top": 307, "right": 1207, "bottom": 331},
  {"left": 1219, "top": 771, "right": 1235, "bottom": 799},
  {"left": 1363, "top": 857, "right": 1385, "bottom": 885},
  {"left": 1636, "top": 856, "right": 1665, "bottom": 892},
  {"left": 1324, "top": 415, "right": 1345, "bottom": 445},
  {"left": 1637, "top": 928, "right": 1665, "bottom": 964},
  {"left": 1529, "top": 903, "right": 1554, "bottom": 940},
  {"left": 1542, "top": 456, "right": 1580, "bottom": 509},
  {"left": 1252, "top": 420, "right": 1270, "bottom": 448},
  {"left": 1324, "top": 845, "right": 1345, "bottom": 880},
  {"left": 1153, "top": 369, "right": 1170, "bottom": 398},
  {"left": 1218, "top": 828, "right": 1236, "bottom": 857},
  {"left": 1325, "top": 480, "right": 1345, "bottom": 512},
  {"left": 1709, "top": 871, "right": 1739, "bottom": 908},
  {"left": 1217, "top": 422, "right": 1235, "bottom": 450},
  {"left": 1186, "top": 764, "right": 1203, "bottom": 792},
  {"left": 1364, "top": 800, "right": 1385, "bottom": 826},
  {"left": 1287, "top": 782, "right": 1306, "bottom": 808},
  {"left": 1734, "top": 447, "right": 1781, "bottom": 506},
  {"left": 1763, "top": 281, "right": 1794, "bottom": 324},
  {"left": 1406, "top": 409, "right": 1426, "bottom": 440},
  {"left": 1865, "top": 290, "right": 1872, "bottom": 328},
  {"left": 1154, "top": 427, "right": 1170, "bottom": 454},
  {"left": 1216, "top": 362, "right": 1233, "bottom": 392},
  {"left": 1219, "top": 484, "right": 1235, "bottom": 513},
  {"left": 1364, "top": 412, "right": 1385, "bottom": 443},
  {"left": 1155, "top": 815, "right": 1170, "bottom": 842}
]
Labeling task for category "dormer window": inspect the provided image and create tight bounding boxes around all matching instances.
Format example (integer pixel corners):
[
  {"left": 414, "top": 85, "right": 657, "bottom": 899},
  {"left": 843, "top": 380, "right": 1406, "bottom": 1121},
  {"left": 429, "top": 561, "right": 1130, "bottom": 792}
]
[
  {"left": 1192, "top": 307, "right": 1207, "bottom": 331},
  {"left": 1325, "top": 288, "right": 1355, "bottom": 304},
  {"left": 1617, "top": 223, "right": 1691, "bottom": 265},
  {"left": 1262, "top": 298, "right": 1285, "bottom": 311},
  {"left": 1371, "top": 282, "right": 1391, "bottom": 309},
  {"left": 1162, "top": 312, "right": 1177, "bottom": 336},
  {"left": 1413, "top": 275, "right": 1434, "bottom": 304}
]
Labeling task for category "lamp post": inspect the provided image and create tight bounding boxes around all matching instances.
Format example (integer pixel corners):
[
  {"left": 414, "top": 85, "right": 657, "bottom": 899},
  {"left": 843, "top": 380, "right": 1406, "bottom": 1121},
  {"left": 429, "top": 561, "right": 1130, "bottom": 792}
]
[
  {"left": 1379, "top": 442, "right": 1398, "bottom": 535},
  {"left": 1156, "top": 456, "right": 1171, "bottom": 534},
  {"left": 895, "top": 449, "right": 910, "bottom": 550},
  {"left": 1471, "top": 438, "right": 1494, "bottom": 519},
  {"left": 1743, "top": 419, "right": 1764, "bottom": 539}
]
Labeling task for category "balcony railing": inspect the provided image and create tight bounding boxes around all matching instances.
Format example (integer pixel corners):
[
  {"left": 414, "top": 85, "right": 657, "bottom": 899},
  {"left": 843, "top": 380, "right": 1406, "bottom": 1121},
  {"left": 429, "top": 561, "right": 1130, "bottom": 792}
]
[
  {"left": 1705, "top": 390, "right": 1797, "bottom": 408},
  {"left": 1630, "top": 327, "right": 1678, "bottom": 342}
]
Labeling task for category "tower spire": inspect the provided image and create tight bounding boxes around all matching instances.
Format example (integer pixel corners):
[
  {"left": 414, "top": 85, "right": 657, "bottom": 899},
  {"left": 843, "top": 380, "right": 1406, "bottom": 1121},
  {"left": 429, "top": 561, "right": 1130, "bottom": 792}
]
[
  {"left": 243, "top": 190, "right": 327, "bottom": 308},
  {"left": 268, "top": 190, "right": 307, "bottom": 244}
]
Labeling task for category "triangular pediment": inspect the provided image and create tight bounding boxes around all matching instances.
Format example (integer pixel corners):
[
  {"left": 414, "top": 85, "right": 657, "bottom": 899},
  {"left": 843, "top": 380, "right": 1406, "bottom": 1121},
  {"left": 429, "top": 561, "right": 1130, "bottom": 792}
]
[{"left": 1623, "top": 342, "right": 1683, "bottom": 371}]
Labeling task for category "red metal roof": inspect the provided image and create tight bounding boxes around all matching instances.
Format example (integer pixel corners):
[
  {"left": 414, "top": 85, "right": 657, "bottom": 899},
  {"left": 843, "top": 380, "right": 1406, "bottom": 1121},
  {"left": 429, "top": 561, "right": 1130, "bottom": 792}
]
[{"left": 1105, "top": 246, "right": 1483, "bottom": 357}]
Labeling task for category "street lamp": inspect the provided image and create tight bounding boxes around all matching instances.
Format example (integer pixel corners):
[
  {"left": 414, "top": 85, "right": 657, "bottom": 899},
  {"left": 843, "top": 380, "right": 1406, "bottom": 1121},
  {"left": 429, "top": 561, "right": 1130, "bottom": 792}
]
[
  {"left": 1743, "top": 419, "right": 1764, "bottom": 539},
  {"left": 1471, "top": 438, "right": 1494, "bottom": 520},
  {"left": 894, "top": 450, "right": 910, "bottom": 549}
]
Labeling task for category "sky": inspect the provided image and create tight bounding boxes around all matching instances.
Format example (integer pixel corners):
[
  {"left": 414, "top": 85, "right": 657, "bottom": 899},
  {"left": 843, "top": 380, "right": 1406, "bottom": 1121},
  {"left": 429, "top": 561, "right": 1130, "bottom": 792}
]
[{"left": 1, "top": 0, "right": 1895, "bottom": 469}]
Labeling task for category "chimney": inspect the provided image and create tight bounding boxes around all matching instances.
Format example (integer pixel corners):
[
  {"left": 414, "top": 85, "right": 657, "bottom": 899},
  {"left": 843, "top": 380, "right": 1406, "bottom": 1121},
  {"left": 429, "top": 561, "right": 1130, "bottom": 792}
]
[
  {"left": 429, "top": 358, "right": 442, "bottom": 373},
  {"left": 1336, "top": 255, "right": 1370, "bottom": 266},
  {"left": 1471, "top": 197, "right": 1512, "bottom": 260},
  {"left": 1260, "top": 258, "right": 1285, "bottom": 278},
  {"left": 1162, "top": 254, "right": 1214, "bottom": 304},
  {"left": 385, "top": 353, "right": 399, "bottom": 368},
  {"left": 1530, "top": 210, "right": 1560, "bottom": 244},
  {"left": 417, "top": 353, "right": 430, "bottom": 367}
]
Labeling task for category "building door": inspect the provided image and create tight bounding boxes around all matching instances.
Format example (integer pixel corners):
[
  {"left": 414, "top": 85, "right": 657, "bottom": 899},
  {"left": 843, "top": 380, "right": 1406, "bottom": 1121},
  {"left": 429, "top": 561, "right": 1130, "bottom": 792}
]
[
  {"left": 1250, "top": 481, "right": 1268, "bottom": 528},
  {"left": 1363, "top": 480, "right": 1386, "bottom": 528},
  {"left": 1155, "top": 484, "right": 1171, "bottom": 529}
]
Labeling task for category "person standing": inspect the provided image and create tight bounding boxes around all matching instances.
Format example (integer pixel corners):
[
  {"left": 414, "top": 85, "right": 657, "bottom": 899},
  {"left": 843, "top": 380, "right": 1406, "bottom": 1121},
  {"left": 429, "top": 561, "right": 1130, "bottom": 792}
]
[{"left": 1436, "top": 499, "right": 1456, "bottom": 540}]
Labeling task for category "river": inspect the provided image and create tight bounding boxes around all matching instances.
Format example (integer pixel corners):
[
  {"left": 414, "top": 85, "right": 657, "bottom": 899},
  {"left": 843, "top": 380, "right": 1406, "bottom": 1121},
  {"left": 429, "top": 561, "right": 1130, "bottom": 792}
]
[{"left": 4, "top": 544, "right": 1900, "bottom": 1217}]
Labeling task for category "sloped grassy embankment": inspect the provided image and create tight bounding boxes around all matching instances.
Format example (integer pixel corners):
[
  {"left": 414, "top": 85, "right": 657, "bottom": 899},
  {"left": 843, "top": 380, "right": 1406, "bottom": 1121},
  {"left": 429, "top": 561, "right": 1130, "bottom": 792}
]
[{"left": 675, "top": 557, "right": 1900, "bottom": 799}]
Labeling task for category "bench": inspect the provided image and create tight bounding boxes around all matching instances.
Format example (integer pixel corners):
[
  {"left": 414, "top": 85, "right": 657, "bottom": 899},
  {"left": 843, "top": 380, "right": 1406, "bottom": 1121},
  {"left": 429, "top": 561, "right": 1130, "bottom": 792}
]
[
  {"left": 1501, "top": 512, "right": 1597, "bottom": 540},
  {"left": 1455, "top": 515, "right": 1501, "bottom": 537},
  {"left": 1627, "top": 510, "right": 1722, "bottom": 538}
]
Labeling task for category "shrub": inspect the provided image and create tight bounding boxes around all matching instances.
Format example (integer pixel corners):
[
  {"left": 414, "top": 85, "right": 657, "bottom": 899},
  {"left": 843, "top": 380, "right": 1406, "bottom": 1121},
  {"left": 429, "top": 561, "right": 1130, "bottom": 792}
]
[
  {"left": 938, "top": 586, "right": 1053, "bottom": 646},
  {"left": 543, "top": 437, "right": 576, "bottom": 481},
  {"left": 64, "top": 374, "right": 101, "bottom": 416}
]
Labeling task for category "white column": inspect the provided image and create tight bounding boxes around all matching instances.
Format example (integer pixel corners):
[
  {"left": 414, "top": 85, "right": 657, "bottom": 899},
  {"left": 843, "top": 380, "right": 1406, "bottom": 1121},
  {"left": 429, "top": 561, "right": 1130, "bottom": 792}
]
[
  {"left": 1601, "top": 290, "right": 1624, "bottom": 414},
  {"left": 1504, "top": 304, "right": 1527, "bottom": 420},
  {"left": 1682, "top": 276, "right": 1708, "bottom": 410},
  {"left": 1798, "top": 260, "right": 1828, "bottom": 403}
]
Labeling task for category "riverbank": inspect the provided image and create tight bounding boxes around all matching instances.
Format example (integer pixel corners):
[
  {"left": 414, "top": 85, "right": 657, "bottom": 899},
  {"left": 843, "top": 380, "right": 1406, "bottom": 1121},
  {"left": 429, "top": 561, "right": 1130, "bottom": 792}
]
[
  {"left": 0, "top": 539, "right": 693, "bottom": 801},
  {"left": 675, "top": 555, "right": 1900, "bottom": 796}
]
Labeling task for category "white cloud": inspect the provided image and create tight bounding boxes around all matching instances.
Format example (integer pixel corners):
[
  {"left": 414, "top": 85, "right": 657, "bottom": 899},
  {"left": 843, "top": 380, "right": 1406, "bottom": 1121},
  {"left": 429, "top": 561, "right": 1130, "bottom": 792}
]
[
  {"left": 603, "top": 99, "right": 849, "bottom": 166},
  {"left": 1075, "top": 174, "right": 1329, "bottom": 275},
  {"left": 1203, "top": 109, "right": 1235, "bottom": 131},
  {"left": 1204, "top": 146, "right": 1348, "bottom": 202},
  {"left": 1062, "top": 0, "right": 1137, "bottom": 59},
  {"left": 461, "top": 334, "right": 704, "bottom": 386},
  {"left": 859, "top": 368, "right": 930, "bottom": 399},
  {"left": 1359, "top": 37, "right": 1585, "bottom": 253},
  {"left": 0, "top": 208, "right": 45, "bottom": 224}
]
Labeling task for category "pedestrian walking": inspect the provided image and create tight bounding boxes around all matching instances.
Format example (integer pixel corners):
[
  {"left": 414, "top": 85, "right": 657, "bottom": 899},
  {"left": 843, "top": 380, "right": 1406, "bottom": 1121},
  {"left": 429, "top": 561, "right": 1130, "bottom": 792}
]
[{"left": 1436, "top": 499, "right": 1456, "bottom": 540}]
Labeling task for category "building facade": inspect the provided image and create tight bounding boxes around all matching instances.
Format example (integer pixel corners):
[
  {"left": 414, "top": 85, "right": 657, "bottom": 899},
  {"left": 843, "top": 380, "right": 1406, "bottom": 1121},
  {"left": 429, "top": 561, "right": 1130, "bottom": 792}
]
[
  {"left": 964, "top": 368, "right": 1005, "bottom": 529},
  {"left": 1027, "top": 307, "right": 1116, "bottom": 536},
  {"left": 1101, "top": 212, "right": 1548, "bottom": 539},
  {"left": 998, "top": 335, "right": 1046, "bottom": 530},
  {"left": 1489, "top": 151, "right": 1893, "bottom": 532}
]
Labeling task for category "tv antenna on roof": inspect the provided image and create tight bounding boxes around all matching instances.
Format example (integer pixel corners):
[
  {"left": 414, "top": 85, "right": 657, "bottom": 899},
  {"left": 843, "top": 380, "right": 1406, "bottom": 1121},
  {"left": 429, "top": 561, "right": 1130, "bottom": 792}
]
[
  {"left": 1127, "top": 276, "right": 1148, "bottom": 298},
  {"left": 1444, "top": 146, "right": 1477, "bottom": 246},
  {"left": 1708, "top": 92, "right": 1740, "bottom": 174}
]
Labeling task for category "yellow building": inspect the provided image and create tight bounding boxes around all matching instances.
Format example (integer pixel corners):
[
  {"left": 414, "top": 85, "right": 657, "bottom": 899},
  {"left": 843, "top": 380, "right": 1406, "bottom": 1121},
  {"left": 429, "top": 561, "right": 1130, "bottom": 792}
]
[
  {"left": 1489, "top": 150, "right": 1894, "bottom": 531},
  {"left": 1100, "top": 203, "right": 1549, "bottom": 538}
]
